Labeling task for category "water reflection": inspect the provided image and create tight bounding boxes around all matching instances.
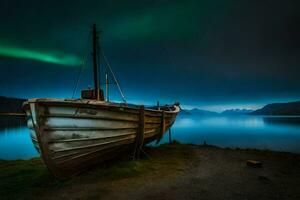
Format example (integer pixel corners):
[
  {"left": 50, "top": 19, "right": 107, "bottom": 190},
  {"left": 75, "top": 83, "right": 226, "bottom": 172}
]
[
  {"left": 263, "top": 116, "right": 300, "bottom": 127},
  {"left": 176, "top": 115, "right": 265, "bottom": 129},
  {"left": 1, "top": 115, "right": 300, "bottom": 160},
  {"left": 160, "top": 115, "right": 300, "bottom": 154},
  {"left": 0, "top": 116, "right": 26, "bottom": 130},
  {"left": 0, "top": 126, "right": 38, "bottom": 160}
]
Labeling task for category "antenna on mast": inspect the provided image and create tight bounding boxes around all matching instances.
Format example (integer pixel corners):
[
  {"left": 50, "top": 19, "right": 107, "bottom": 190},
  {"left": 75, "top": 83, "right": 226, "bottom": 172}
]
[{"left": 81, "top": 24, "right": 124, "bottom": 102}]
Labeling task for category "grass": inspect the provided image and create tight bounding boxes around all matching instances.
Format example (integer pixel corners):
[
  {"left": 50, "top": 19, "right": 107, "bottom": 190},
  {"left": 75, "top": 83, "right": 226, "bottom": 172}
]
[
  {"left": 0, "top": 143, "right": 194, "bottom": 199},
  {"left": 3, "top": 143, "right": 297, "bottom": 200},
  {"left": 0, "top": 158, "right": 55, "bottom": 198}
]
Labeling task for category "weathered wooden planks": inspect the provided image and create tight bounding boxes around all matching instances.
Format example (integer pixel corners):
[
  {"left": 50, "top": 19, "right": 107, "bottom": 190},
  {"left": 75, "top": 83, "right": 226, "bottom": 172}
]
[{"left": 23, "top": 98, "right": 180, "bottom": 178}]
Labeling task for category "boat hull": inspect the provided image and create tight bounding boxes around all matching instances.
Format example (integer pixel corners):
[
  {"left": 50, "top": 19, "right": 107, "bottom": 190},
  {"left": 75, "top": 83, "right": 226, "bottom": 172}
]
[{"left": 23, "top": 99, "right": 179, "bottom": 178}]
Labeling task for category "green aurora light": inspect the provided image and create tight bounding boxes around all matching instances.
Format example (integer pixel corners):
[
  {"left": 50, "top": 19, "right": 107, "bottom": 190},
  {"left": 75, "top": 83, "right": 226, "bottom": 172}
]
[
  {"left": 109, "top": 1, "right": 227, "bottom": 42},
  {"left": 0, "top": 44, "right": 82, "bottom": 66}
]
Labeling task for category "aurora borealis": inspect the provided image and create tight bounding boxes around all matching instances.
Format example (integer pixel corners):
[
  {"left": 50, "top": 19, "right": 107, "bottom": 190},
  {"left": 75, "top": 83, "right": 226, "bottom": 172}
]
[
  {"left": 0, "top": 44, "right": 82, "bottom": 66},
  {"left": 0, "top": 0, "right": 300, "bottom": 111}
]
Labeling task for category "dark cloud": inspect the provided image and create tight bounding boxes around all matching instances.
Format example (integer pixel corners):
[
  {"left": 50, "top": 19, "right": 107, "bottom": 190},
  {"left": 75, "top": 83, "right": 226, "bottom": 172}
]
[{"left": 0, "top": 0, "right": 299, "bottom": 110}]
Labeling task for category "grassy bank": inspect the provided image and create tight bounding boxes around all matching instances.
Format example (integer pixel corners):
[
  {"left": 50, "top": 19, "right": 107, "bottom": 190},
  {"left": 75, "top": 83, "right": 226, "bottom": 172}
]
[
  {"left": 1, "top": 143, "right": 300, "bottom": 200},
  {"left": 0, "top": 142, "right": 194, "bottom": 199}
]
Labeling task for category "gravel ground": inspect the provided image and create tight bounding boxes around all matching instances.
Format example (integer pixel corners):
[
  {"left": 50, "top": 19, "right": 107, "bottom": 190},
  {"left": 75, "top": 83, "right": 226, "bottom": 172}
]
[{"left": 1, "top": 143, "right": 300, "bottom": 200}]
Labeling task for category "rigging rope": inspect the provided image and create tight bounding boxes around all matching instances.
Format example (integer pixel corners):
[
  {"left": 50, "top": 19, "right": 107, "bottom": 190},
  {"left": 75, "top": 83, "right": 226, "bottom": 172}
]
[
  {"left": 72, "top": 32, "right": 91, "bottom": 98},
  {"left": 100, "top": 48, "right": 127, "bottom": 103},
  {"left": 72, "top": 29, "right": 126, "bottom": 103}
]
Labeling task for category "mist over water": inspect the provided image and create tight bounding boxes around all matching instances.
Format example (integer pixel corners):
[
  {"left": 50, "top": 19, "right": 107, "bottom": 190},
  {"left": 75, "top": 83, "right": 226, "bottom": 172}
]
[
  {"left": 1, "top": 115, "right": 300, "bottom": 160},
  {"left": 159, "top": 115, "right": 300, "bottom": 154}
]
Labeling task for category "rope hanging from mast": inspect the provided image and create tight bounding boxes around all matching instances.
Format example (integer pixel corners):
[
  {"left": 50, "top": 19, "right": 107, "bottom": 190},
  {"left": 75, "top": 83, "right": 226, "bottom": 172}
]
[
  {"left": 72, "top": 24, "right": 127, "bottom": 103},
  {"left": 100, "top": 48, "right": 127, "bottom": 103},
  {"left": 72, "top": 32, "right": 91, "bottom": 98}
]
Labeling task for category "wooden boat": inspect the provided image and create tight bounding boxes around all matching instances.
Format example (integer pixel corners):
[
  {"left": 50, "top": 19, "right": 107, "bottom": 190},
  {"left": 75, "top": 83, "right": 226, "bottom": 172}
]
[{"left": 23, "top": 25, "right": 180, "bottom": 179}]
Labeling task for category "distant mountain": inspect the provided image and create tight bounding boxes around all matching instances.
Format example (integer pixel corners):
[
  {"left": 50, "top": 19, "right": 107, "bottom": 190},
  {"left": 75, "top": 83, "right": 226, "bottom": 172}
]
[
  {"left": 0, "top": 96, "right": 26, "bottom": 128},
  {"left": 251, "top": 101, "right": 300, "bottom": 115},
  {"left": 0, "top": 96, "right": 26, "bottom": 113},
  {"left": 221, "top": 109, "right": 254, "bottom": 115},
  {"left": 180, "top": 108, "right": 218, "bottom": 116}
]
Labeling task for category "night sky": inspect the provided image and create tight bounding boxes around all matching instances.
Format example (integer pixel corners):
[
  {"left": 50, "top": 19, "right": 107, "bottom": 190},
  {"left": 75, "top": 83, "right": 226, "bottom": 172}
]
[{"left": 0, "top": 0, "right": 299, "bottom": 111}]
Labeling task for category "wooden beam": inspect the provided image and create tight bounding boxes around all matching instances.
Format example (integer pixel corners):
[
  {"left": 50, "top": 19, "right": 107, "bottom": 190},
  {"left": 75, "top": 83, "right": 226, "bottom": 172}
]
[
  {"left": 0, "top": 112, "right": 26, "bottom": 116},
  {"left": 133, "top": 106, "right": 145, "bottom": 159},
  {"left": 168, "top": 128, "right": 172, "bottom": 144},
  {"left": 155, "top": 111, "right": 165, "bottom": 144}
]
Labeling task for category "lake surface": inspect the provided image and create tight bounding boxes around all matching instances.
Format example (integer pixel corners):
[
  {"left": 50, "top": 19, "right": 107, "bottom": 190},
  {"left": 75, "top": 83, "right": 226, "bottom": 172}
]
[
  {"left": 0, "top": 126, "right": 37, "bottom": 160},
  {"left": 1, "top": 115, "right": 300, "bottom": 160},
  {"left": 159, "top": 115, "right": 300, "bottom": 153}
]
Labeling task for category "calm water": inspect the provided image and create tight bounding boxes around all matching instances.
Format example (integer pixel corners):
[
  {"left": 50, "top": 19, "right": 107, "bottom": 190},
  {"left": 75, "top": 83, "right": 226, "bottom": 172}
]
[
  {"left": 159, "top": 115, "right": 300, "bottom": 153},
  {"left": 1, "top": 115, "right": 300, "bottom": 160},
  {"left": 0, "top": 126, "right": 37, "bottom": 160}
]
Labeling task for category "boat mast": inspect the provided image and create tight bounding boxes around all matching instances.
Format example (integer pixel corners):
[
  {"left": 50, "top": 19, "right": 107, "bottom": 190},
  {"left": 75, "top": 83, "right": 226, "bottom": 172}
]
[
  {"left": 86, "top": 24, "right": 125, "bottom": 103},
  {"left": 92, "top": 24, "right": 100, "bottom": 100}
]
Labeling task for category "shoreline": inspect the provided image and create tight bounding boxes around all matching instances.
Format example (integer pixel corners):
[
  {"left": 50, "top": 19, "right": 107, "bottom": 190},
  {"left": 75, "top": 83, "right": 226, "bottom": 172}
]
[
  {"left": 1, "top": 143, "right": 300, "bottom": 199},
  {"left": 2, "top": 142, "right": 300, "bottom": 162}
]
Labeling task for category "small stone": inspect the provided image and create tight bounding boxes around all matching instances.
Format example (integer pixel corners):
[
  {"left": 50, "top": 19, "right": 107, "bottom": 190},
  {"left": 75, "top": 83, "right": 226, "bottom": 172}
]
[{"left": 246, "top": 160, "right": 263, "bottom": 168}]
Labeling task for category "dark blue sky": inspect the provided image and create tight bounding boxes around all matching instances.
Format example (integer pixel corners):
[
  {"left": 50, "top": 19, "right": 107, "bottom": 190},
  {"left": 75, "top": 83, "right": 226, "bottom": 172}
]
[{"left": 0, "top": 0, "right": 299, "bottom": 111}]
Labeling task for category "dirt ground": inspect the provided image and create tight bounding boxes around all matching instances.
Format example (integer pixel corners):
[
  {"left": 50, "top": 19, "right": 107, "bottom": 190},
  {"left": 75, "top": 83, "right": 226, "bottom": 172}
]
[{"left": 1, "top": 143, "right": 300, "bottom": 200}]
